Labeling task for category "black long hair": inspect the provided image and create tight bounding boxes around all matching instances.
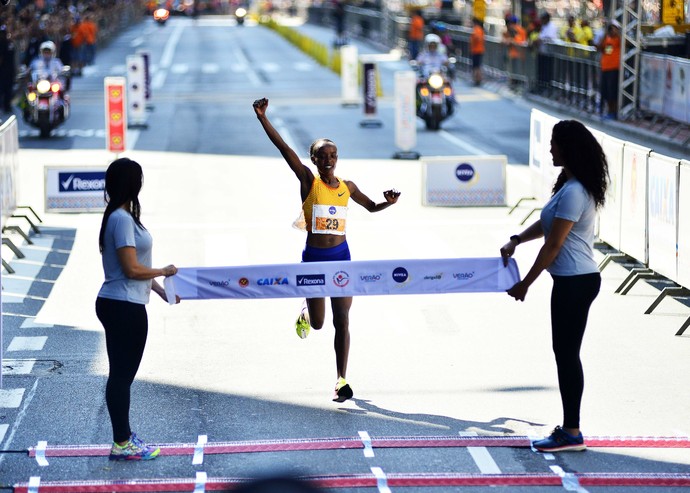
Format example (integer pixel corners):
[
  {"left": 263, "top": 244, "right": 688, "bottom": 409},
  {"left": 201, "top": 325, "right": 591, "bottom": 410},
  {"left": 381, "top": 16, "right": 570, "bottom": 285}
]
[
  {"left": 551, "top": 120, "right": 609, "bottom": 209},
  {"left": 98, "top": 158, "right": 145, "bottom": 253}
]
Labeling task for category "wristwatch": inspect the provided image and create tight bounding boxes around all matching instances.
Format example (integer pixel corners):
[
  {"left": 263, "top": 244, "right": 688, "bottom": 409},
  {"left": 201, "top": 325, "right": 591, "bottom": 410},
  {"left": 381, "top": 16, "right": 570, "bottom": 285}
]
[{"left": 510, "top": 235, "right": 521, "bottom": 245}]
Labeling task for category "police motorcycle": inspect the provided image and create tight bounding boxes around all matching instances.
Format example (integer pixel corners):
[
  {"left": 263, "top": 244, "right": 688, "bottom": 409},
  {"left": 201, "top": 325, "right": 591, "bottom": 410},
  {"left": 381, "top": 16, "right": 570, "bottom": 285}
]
[
  {"left": 19, "top": 41, "right": 71, "bottom": 138},
  {"left": 153, "top": 7, "right": 170, "bottom": 25},
  {"left": 410, "top": 34, "right": 455, "bottom": 131},
  {"left": 234, "top": 6, "right": 247, "bottom": 25}
]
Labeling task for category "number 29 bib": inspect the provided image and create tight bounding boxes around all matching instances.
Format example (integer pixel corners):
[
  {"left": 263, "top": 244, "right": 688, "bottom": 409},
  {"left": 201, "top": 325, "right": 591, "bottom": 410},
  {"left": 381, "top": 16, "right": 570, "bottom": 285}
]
[{"left": 312, "top": 204, "right": 348, "bottom": 235}]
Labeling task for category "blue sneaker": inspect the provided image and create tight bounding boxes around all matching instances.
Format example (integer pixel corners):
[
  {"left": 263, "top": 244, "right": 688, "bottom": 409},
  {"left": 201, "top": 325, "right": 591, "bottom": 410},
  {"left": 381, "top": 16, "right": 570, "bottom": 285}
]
[{"left": 532, "top": 426, "right": 586, "bottom": 452}]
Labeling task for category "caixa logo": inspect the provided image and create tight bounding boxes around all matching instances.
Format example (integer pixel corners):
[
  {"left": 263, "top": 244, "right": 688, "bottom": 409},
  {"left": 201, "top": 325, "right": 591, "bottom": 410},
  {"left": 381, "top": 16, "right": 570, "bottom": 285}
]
[
  {"left": 455, "top": 163, "right": 475, "bottom": 182},
  {"left": 392, "top": 267, "right": 409, "bottom": 283},
  {"left": 257, "top": 277, "right": 289, "bottom": 286},
  {"left": 208, "top": 278, "right": 231, "bottom": 287},
  {"left": 453, "top": 272, "right": 474, "bottom": 280},
  {"left": 333, "top": 271, "right": 350, "bottom": 287}
]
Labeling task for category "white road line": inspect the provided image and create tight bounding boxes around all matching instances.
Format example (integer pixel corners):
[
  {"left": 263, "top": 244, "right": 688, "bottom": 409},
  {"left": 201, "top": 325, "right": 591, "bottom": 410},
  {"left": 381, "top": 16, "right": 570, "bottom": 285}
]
[
  {"left": 171, "top": 63, "right": 189, "bottom": 74},
  {"left": 273, "top": 118, "right": 301, "bottom": 155},
  {"left": 458, "top": 431, "right": 501, "bottom": 474},
  {"left": 0, "top": 380, "right": 38, "bottom": 470},
  {"left": 152, "top": 23, "right": 185, "bottom": 90},
  {"left": 231, "top": 43, "right": 261, "bottom": 87},
  {"left": 7, "top": 336, "right": 47, "bottom": 352},
  {"left": 0, "top": 388, "right": 25, "bottom": 408},
  {"left": 0, "top": 424, "right": 8, "bottom": 444},
  {"left": 2, "top": 359, "right": 36, "bottom": 375},
  {"left": 202, "top": 63, "right": 219, "bottom": 74},
  {"left": 439, "top": 130, "right": 489, "bottom": 156}
]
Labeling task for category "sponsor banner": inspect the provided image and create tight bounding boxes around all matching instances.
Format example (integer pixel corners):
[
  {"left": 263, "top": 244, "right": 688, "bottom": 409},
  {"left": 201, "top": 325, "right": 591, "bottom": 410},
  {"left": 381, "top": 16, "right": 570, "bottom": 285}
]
[
  {"left": 647, "top": 153, "right": 679, "bottom": 281},
  {"left": 104, "top": 77, "right": 126, "bottom": 153},
  {"left": 678, "top": 162, "right": 690, "bottom": 288},
  {"left": 164, "top": 257, "right": 520, "bottom": 302},
  {"left": 597, "top": 135, "right": 625, "bottom": 250},
  {"left": 44, "top": 166, "right": 107, "bottom": 212},
  {"left": 340, "top": 45, "right": 359, "bottom": 105},
  {"left": 423, "top": 155, "right": 506, "bottom": 206},
  {"left": 394, "top": 71, "right": 417, "bottom": 152},
  {"left": 640, "top": 54, "right": 667, "bottom": 115},
  {"left": 619, "top": 142, "right": 651, "bottom": 264}
]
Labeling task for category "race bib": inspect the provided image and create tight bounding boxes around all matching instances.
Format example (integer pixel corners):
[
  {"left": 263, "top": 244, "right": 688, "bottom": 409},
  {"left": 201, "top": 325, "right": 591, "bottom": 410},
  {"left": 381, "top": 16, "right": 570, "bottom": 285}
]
[{"left": 312, "top": 204, "right": 348, "bottom": 235}]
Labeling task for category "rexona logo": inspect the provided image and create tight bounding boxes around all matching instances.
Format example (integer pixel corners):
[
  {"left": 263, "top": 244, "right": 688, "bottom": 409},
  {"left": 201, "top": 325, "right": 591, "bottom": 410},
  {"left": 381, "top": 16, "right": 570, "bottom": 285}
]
[
  {"left": 455, "top": 163, "right": 475, "bottom": 182},
  {"left": 453, "top": 272, "right": 475, "bottom": 280},
  {"left": 257, "top": 277, "right": 289, "bottom": 286},
  {"left": 58, "top": 171, "right": 106, "bottom": 192},
  {"left": 392, "top": 267, "right": 409, "bottom": 283},
  {"left": 333, "top": 271, "right": 350, "bottom": 287},
  {"left": 208, "top": 278, "right": 231, "bottom": 287},
  {"left": 359, "top": 273, "right": 382, "bottom": 283},
  {"left": 238, "top": 278, "right": 249, "bottom": 288},
  {"left": 297, "top": 274, "right": 325, "bottom": 286}
]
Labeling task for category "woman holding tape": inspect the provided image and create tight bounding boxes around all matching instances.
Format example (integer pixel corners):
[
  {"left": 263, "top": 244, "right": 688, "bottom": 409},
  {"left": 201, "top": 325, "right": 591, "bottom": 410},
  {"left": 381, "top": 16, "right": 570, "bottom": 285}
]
[
  {"left": 500, "top": 120, "right": 608, "bottom": 453},
  {"left": 253, "top": 97, "right": 400, "bottom": 402},
  {"left": 96, "top": 157, "right": 179, "bottom": 460}
]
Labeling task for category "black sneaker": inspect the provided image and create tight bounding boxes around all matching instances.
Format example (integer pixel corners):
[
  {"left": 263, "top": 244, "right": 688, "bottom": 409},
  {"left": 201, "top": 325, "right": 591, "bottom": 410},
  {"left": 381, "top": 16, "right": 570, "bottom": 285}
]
[
  {"left": 332, "top": 377, "right": 353, "bottom": 402},
  {"left": 533, "top": 426, "right": 586, "bottom": 452}
]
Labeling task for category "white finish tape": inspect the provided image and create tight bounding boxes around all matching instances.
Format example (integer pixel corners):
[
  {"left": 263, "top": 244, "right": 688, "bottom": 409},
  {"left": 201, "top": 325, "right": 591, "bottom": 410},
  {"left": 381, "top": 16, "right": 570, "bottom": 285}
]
[
  {"left": 194, "top": 471, "right": 207, "bottom": 493},
  {"left": 28, "top": 476, "right": 40, "bottom": 493}
]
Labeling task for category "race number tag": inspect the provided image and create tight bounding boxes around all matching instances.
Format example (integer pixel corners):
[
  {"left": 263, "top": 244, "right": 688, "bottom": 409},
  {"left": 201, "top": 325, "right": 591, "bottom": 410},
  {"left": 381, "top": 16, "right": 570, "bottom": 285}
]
[{"left": 312, "top": 204, "right": 348, "bottom": 235}]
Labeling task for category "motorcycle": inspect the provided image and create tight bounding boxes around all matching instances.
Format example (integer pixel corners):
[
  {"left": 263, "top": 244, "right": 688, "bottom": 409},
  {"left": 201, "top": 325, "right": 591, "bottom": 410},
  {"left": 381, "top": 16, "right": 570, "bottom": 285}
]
[
  {"left": 153, "top": 7, "right": 170, "bottom": 25},
  {"left": 234, "top": 7, "right": 247, "bottom": 25},
  {"left": 19, "top": 66, "right": 71, "bottom": 138},
  {"left": 411, "top": 61, "right": 455, "bottom": 131}
]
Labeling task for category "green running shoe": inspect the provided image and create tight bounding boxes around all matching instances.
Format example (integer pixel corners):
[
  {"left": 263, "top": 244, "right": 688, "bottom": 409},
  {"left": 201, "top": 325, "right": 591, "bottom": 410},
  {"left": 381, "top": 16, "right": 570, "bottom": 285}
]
[{"left": 295, "top": 302, "right": 310, "bottom": 339}]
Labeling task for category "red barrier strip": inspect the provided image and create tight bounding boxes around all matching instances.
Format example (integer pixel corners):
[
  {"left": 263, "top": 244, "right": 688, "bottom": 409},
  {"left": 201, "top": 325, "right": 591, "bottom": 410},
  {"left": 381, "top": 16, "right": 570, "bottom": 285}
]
[
  {"left": 27, "top": 435, "right": 690, "bottom": 458},
  {"left": 14, "top": 473, "right": 690, "bottom": 492}
]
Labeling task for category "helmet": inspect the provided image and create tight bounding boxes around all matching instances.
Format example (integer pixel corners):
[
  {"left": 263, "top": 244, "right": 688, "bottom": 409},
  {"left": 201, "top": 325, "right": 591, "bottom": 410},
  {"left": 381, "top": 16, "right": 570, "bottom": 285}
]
[
  {"left": 434, "top": 21, "right": 447, "bottom": 32},
  {"left": 424, "top": 33, "right": 441, "bottom": 45},
  {"left": 39, "top": 40, "right": 56, "bottom": 54}
]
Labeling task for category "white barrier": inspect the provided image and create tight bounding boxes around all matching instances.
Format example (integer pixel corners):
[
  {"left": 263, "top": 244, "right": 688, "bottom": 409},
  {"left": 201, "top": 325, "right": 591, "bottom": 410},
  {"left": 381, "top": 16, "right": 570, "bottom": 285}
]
[
  {"left": 528, "top": 109, "right": 690, "bottom": 321},
  {"left": 619, "top": 142, "right": 651, "bottom": 265},
  {"left": 0, "top": 115, "right": 19, "bottom": 389},
  {"left": 598, "top": 135, "right": 625, "bottom": 251},
  {"left": 678, "top": 161, "right": 690, "bottom": 289},
  {"left": 0, "top": 116, "right": 19, "bottom": 225},
  {"left": 647, "top": 153, "right": 680, "bottom": 281},
  {"left": 528, "top": 110, "right": 559, "bottom": 203}
]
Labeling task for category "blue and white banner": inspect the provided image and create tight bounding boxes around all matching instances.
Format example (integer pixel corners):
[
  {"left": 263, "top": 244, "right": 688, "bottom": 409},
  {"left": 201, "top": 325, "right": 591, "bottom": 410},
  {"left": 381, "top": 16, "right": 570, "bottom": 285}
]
[
  {"left": 44, "top": 166, "right": 107, "bottom": 212},
  {"left": 164, "top": 257, "right": 520, "bottom": 303}
]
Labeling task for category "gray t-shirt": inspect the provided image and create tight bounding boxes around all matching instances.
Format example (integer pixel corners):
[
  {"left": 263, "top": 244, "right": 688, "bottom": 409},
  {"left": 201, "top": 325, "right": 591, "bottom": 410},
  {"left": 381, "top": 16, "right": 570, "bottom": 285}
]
[
  {"left": 98, "top": 208, "right": 153, "bottom": 304},
  {"left": 540, "top": 178, "right": 599, "bottom": 276}
]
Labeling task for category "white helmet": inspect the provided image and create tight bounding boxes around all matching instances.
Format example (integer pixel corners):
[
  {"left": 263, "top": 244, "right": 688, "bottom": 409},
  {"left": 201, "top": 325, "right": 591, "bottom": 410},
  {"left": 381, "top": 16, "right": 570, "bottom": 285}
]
[
  {"left": 424, "top": 33, "right": 441, "bottom": 45},
  {"left": 39, "top": 40, "right": 56, "bottom": 54}
]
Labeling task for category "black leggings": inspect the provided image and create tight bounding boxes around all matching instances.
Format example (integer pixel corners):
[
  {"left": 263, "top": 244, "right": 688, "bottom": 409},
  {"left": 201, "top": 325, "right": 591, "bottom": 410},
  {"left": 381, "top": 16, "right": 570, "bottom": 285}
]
[
  {"left": 550, "top": 273, "right": 601, "bottom": 429},
  {"left": 95, "top": 297, "right": 148, "bottom": 443}
]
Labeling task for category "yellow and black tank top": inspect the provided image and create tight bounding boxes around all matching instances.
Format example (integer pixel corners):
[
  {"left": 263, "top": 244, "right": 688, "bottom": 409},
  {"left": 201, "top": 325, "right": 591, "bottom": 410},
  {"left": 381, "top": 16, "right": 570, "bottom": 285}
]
[{"left": 302, "top": 176, "right": 350, "bottom": 235}]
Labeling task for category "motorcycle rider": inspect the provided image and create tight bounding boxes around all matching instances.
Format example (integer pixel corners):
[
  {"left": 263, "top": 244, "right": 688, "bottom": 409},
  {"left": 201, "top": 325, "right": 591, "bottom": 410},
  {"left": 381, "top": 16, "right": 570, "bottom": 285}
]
[
  {"left": 30, "top": 41, "right": 65, "bottom": 80},
  {"left": 415, "top": 33, "right": 449, "bottom": 78}
]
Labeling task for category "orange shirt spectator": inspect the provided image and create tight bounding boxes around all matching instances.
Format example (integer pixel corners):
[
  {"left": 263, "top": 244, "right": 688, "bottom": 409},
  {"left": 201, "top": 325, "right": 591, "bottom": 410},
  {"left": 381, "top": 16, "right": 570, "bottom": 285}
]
[
  {"left": 409, "top": 12, "right": 424, "bottom": 42},
  {"left": 600, "top": 33, "right": 620, "bottom": 71},
  {"left": 80, "top": 17, "right": 98, "bottom": 45},
  {"left": 470, "top": 21, "right": 485, "bottom": 55}
]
